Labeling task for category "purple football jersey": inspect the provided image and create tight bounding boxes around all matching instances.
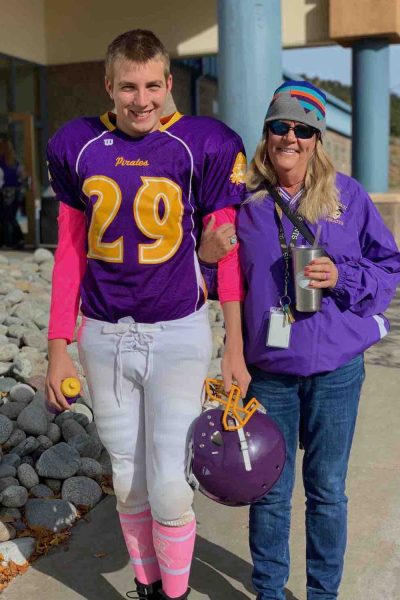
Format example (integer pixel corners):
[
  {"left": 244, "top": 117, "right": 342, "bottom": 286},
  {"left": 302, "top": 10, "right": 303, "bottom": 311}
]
[{"left": 47, "top": 112, "right": 246, "bottom": 323}]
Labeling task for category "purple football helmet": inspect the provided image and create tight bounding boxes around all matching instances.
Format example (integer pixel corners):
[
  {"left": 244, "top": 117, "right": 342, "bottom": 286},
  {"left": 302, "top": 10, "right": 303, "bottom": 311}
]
[{"left": 187, "top": 379, "right": 286, "bottom": 506}]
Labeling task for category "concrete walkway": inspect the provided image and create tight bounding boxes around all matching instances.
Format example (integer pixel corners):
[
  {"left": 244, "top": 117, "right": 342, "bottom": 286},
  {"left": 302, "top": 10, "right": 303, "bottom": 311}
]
[
  {"left": 1, "top": 250, "right": 399, "bottom": 598},
  {"left": 2, "top": 362, "right": 400, "bottom": 600}
]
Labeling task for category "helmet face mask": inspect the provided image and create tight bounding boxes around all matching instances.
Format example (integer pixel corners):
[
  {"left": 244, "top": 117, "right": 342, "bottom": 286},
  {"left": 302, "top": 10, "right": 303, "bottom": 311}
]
[{"left": 187, "top": 379, "right": 286, "bottom": 507}]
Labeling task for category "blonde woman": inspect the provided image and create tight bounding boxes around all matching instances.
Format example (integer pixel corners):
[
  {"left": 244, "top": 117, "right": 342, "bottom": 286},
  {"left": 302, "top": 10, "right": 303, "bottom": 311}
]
[{"left": 200, "top": 80, "right": 400, "bottom": 599}]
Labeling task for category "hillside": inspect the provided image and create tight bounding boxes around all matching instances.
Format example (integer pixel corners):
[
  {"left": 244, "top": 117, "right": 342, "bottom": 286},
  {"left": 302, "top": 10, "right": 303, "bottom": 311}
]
[
  {"left": 306, "top": 76, "right": 400, "bottom": 137},
  {"left": 305, "top": 76, "right": 400, "bottom": 189}
]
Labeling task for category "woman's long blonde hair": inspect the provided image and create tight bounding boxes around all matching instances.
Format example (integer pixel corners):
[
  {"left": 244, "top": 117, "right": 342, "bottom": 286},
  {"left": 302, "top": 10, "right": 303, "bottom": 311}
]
[{"left": 245, "top": 133, "right": 339, "bottom": 223}]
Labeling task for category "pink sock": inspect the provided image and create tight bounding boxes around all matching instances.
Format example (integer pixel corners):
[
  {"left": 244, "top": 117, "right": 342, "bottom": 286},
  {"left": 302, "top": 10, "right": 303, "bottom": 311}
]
[
  {"left": 119, "top": 510, "right": 161, "bottom": 585},
  {"left": 153, "top": 519, "right": 196, "bottom": 598}
]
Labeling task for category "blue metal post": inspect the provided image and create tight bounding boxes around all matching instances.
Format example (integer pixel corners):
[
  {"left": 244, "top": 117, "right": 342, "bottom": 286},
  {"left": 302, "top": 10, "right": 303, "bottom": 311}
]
[
  {"left": 218, "top": 0, "right": 282, "bottom": 159},
  {"left": 352, "top": 39, "right": 390, "bottom": 192}
]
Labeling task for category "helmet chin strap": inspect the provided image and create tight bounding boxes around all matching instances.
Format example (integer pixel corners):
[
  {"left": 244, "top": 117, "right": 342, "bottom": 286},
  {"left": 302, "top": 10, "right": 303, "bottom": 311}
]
[{"left": 236, "top": 423, "right": 252, "bottom": 471}]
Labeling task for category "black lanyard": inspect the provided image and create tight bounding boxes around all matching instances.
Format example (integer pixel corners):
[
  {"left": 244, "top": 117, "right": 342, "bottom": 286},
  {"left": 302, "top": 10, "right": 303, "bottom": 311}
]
[{"left": 275, "top": 204, "right": 300, "bottom": 299}]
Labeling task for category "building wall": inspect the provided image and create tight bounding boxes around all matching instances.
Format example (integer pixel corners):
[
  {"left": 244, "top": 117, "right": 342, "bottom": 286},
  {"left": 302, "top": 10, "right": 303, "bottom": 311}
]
[
  {"left": 0, "top": 0, "right": 47, "bottom": 64},
  {"left": 47, "top": 61, "right": 194, "bottom": 135},
  {"left": 324, "top": 130, "right": 351, "bottom": 175},
  {"left": 0, "top": 0, "right": 334, "bottom": 66}
]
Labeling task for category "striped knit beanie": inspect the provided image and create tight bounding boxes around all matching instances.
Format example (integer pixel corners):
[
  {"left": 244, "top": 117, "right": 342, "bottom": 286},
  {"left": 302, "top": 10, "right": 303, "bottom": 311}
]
[{"left": 264, "top": 80, "right": 327, "bottom": 135}]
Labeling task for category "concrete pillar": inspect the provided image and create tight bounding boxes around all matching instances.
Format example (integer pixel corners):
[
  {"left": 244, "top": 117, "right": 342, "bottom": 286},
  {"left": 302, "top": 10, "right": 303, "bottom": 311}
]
[
  {"left": 352, "top": 39, "right": 390, "bottom": 192},
  {"left": 218, "top": 0, "right": 282, "bottom": 159}
]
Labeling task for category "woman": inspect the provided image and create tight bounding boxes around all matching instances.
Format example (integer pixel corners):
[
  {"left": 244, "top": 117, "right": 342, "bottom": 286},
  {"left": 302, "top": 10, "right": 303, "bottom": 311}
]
[{"left": 200, "top": 80, "right": 400, "bottom": 599}]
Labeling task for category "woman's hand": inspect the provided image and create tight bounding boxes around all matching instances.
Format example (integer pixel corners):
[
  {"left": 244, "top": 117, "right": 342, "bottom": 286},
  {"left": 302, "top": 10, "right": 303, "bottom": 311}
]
[
  {"left": 198, "top": 215, "right": 237, "bottom": 264},
  {"left": 221, "top": 347, "right": 252, "bottom": 398},
  {"left": 304, "top": 257, "right": 339, "bottom": 289},
  {"left": 46, "top": 339, "right": 79, "bottom": 412}
]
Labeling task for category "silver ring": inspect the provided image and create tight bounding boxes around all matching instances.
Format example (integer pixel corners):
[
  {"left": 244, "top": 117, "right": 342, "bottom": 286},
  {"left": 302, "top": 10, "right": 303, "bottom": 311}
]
[{"left": 229, "top": 235, "right": 237, "bottom": 245}]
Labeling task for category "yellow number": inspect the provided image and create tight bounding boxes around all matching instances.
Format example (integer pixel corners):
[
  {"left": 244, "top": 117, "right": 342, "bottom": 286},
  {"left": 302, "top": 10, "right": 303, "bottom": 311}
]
[
  {"left": 83, "top": 176, "right": 124, "bottom": 263},
  {"left": 84, "top": 175, "right": 184, "bottom": 265},
  {"left": 134, "top": 177, "right": 184, "bottom": 264}
]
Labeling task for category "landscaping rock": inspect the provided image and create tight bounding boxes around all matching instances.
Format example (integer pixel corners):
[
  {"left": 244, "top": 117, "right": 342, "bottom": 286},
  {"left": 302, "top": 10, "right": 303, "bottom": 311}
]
[
  {"left": 17, "top": 403, "right": 48, "bottom": 436},
  {"left": 71, "top": 402, "right": 93, "bottom": 424},
  {"left": 77, "top": 458, "right": 102, "bottom": 481},
  {"left": 0, "top": 344, "right": 19, "bottom": 362},
  {"left": 35, "top": 442, "right": 81, "bottom": 479},
  {"left": 0, "top": 362, "right": 12, "bottom": 376},
  {"left": 44, "top": 478, "right": 62, "bottom": 493},
  {"left": 0, "top": 414, "right": 13, "bottom": 443},
  {"left": 62, "top": 476, "right": 102, "bottom": 509},
  {"left": 37, "top": 434, "right": 53, "bottom": 450},
  {"left": 0, "top": 507, "right": 21, "bottom": 523},
  {"left": 0, "top": 377, "right": 17, "bottom": 393},
  {"left": 0, "top": 465, "right": 17, "bottom": 479},
  {"left": 33, "top": 248, "right": 54, "bottom": 264},
  {"left": 61, "top": 418, "right": 87, "bottom": 441},
  {"left": 46, "top": 422, "right": 61, "bottom": 444},
  {"left": 25, "top": 499, "right": 77, "bottom": 532},
  {"left": 0, "top": 537, "right": 36, "bottom": 564},
  {"left": 12, "top": 435, "right": 40, "bottom": 457},
  {"left": 1, "top": 454, "right": 21, "bottom": 468},
  {"left": 0, "top": 402, "right": 27, "bottom": 419},
  {"left": 12, "top": 356, "right": 33, "bottom": 379},
  {"left": 68, "top": 433, "right": 103, "bottom": 460},
  {"left": 17, "top": 464, "right": 39, "bottom": 489},
  {"left": 99, "top": 449, "right": 113, "bottom": 477},
  {"left": 0, "top": 485, "right": 29, "bottom": 507},
  {"left": 0, "top": 521, "right": 16, "bottom": 542},
  {"left": 9, "top": 383, "right": 35, "bottom": 403},
  {"left": 2, "top": 427, "right": 26, "bottom": 449},
  {"left": 0, "top": 477, "right": 19, "bottom": 494},
  {"left": 22, "top": 331, "right": 47, "bottom": 352},
  {"left": 30, "top": 484, "right": 54, "bottom": 499}
]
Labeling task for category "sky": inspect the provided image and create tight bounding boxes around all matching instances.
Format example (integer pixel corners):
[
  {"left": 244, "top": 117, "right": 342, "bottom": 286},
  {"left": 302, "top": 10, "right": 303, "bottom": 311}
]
[{"left": 282, "top": 44, "right": 400, "bottom": 95}]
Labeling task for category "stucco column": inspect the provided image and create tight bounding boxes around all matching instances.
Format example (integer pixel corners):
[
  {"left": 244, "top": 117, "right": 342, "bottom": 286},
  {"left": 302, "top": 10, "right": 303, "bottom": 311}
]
[
  {"left": 352, "top": 38, "right": 390, "bottom": 192},
  {"left": 218, "top": 0, "right": 282, "bottom": 160}
]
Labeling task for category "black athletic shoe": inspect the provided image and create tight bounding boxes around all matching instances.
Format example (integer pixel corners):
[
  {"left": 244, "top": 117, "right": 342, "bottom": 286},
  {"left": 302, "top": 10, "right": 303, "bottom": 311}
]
[
  {"left": 158, "top": 588, "right": 191, "bottom": 600},
  {"left": 126, "top": 578, "right": 162, "bottom": 599}
]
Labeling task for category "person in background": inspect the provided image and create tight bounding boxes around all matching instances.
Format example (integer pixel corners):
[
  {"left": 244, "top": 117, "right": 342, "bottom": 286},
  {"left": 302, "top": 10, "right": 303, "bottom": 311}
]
[
  {"left": 0, "top": 136, "right": 24, "bottom": 248},
  {"left": 199, "top": 80, "right": 400, "bottom": 599}
]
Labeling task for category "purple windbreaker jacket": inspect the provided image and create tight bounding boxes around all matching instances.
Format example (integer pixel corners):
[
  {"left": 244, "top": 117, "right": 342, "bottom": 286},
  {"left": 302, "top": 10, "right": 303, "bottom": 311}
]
[{"left": 238, "top": 173, "right": 400, "bottom": 376}]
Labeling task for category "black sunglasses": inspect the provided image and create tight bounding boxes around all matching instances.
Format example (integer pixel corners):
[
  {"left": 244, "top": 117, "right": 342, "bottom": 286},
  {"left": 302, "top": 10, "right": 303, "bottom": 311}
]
[{"left": 267, "top": 120, "right": 318, "bottom": 140}]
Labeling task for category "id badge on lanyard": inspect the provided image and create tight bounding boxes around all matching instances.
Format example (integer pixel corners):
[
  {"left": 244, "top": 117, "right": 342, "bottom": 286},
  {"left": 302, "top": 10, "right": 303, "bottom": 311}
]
[{"left": 266, "top": 204, "right": 298, "bottom": 349}]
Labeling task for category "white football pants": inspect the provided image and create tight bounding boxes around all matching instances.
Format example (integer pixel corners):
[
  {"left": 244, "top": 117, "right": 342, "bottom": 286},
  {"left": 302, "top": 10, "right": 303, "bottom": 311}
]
[{"left": 78, "top": 305, "right": 212, "bottom": 524}]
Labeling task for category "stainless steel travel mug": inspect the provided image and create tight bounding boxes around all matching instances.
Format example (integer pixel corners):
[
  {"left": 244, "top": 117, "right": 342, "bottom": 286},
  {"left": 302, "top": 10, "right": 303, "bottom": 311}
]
[{"left": 291, "top": 246, "right": 324, "bottom": 312}]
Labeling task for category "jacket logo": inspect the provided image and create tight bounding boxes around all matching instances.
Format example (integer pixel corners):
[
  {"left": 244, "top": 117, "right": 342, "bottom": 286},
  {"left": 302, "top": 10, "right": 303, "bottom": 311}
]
[
  {"left": 230, "top": 152, "right": 247, "bottom": 185},
  {"left": 104, "top": 139, "right": 113, "bottom": 146},
  {"left": 115, "top": 156, "right": 149, "bottom": 167},
  {"left": 326, "top": 202, "right": 346, "bottom": 225}
]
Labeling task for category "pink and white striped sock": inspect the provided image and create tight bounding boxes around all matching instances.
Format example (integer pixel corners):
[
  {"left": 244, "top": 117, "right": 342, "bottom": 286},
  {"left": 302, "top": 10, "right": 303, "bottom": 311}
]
[
  {"left": 119, "top": 510, "right": 161, "bottom": 585},
  {"left": 153, "top": 518, "right": 196, "bottom": 598}
]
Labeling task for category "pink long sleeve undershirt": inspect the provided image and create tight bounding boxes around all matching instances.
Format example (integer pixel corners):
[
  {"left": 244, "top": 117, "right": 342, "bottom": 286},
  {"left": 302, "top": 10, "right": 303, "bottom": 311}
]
[
  {"left": 202, "top": 207, "right": 245, "bottom": 303},
  {"left": 48, "top": 203, "right": 244, "bottom": 343},
  {"left": 48, "top": 203, "right": 87, "bottom": 343}
]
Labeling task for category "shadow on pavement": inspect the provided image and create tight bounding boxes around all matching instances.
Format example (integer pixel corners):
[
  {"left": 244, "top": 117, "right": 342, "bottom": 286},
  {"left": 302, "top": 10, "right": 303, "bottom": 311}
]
[
  {"left": 22, "top": 498, "right": 300, "bottom": 600},
  {"left": 27, "top": 500, "right": 128, "bottom": 600},
  {"left": 193, "top": 534, "right": 253, "bottom": 599},
  {"left": 193, "top": 535, "right": 301, "bottom": 600},
  {"left": 285, "top": 590, "right": 301, "bottom": 600}
]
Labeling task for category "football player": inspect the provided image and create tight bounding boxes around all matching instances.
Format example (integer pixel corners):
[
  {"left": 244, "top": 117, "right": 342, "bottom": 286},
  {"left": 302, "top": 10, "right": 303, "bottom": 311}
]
[{"left": 45, "top": 29, "right": 249, "bottom": 600}]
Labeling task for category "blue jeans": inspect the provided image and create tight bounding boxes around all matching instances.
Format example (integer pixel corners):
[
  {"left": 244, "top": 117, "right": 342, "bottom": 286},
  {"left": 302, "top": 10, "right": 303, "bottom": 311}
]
[{"left": 246, "top": 355, "right": 365, "bottom": 600}]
